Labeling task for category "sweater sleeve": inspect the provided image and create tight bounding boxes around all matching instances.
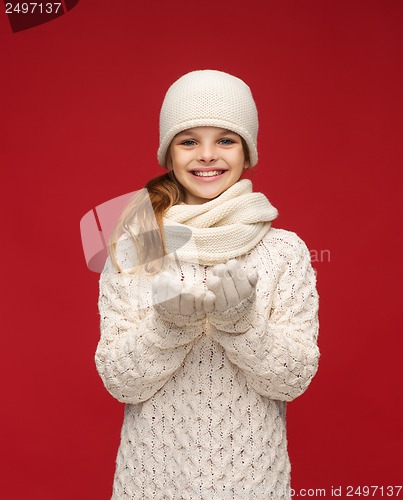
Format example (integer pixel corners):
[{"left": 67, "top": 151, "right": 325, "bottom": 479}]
[
  {"left": 94, "top": 238, "right": 204, "bottom": 405},
  {"left": 209, "top": 233, "right": 320, "bottom": 402}
]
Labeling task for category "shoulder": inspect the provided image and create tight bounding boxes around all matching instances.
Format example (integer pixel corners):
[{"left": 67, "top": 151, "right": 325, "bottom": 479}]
[
  {"left": 255, "top": 226, "right": 312, "bottom": 265},
  {"left": 264, "top": 227, "right": 310, "bottom": 253}
]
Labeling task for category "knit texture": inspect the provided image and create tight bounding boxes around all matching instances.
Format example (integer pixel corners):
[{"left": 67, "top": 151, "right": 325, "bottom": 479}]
[
  {"left": 157, "top": 70, "right": 259, "bottom": 168},
  {"left": 95, "top": 189, "right": 320, "bottom": 499},
  {"left": 163, "top": 179, "right": 278, "bottom": 265}
]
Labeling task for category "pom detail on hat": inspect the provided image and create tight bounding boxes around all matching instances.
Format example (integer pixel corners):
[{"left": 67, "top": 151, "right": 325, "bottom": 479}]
[{"left": 157, "top": 70, "right": 259, "bottom": 168}]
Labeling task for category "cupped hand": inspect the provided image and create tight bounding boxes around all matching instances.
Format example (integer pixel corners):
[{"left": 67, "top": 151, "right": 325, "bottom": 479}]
[
  {"left": 206, "top": 259, "right": 258, "bottom": 313},
  {"left": 152, "top": 271, "right": 215, "bottom": 323}
]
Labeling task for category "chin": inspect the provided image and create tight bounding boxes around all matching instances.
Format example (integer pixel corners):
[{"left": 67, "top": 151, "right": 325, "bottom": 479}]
[{"left": 197, "top": 189, "right": 224, "bottom": 200}]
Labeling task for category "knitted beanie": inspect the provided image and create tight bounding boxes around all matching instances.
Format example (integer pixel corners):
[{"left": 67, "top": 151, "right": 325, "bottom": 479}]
[{"left": 157, "top": 69, "right": 259, "bottom": 168}]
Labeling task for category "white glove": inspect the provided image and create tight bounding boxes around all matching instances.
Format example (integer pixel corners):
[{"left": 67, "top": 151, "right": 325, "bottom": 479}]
[
  {"left": 152, "top": 271, "right": 215, "bottom": 327},
  {"left": 206, "top": 259, "right": 258, "bottom": 331}
]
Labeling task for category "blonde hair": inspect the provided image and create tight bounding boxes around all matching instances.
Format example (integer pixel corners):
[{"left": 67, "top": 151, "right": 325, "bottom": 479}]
[{"left": 108, "top": 137, "right": 250, "bottom": 275}]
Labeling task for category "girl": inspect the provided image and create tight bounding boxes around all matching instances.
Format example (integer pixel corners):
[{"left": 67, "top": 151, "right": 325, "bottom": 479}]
[{"left": 95, "top": 70, "right": 320, "bottom": 499}]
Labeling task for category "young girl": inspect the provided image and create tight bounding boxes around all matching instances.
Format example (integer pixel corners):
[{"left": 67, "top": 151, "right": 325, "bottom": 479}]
[{"left": 95, "top": 69, "right": 320, "bottom": 499}]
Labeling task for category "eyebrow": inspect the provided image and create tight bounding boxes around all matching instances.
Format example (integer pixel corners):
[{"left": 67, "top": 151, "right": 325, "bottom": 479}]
[{"left": 177, "top": 128, "right": 237, "bottom": 136}]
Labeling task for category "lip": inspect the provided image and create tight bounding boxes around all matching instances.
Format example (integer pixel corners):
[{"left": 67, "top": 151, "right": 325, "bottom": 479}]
[
  {"left": 190, "top": 167, "right": 228, "bottom": 172},
  {"left": 188, "top": 168, "right": 228, "bottom": 182}
]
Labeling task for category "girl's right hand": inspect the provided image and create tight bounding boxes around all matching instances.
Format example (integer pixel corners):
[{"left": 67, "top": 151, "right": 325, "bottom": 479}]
[{"left": 151, "top": 271, "right": 215, "bottom": 326}]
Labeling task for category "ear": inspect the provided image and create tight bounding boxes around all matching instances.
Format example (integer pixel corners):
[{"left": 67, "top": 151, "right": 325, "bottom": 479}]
[{"left": 243, "top": 160, "right": 251, "bottom": 170}]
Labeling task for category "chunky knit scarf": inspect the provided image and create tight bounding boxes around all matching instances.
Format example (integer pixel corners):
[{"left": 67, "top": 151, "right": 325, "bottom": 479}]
[{"left": 163, "top": 179, "right": 278, "bottom": 265}]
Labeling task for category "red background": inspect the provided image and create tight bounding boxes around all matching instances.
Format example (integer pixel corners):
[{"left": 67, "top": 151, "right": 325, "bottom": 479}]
[{"left": 1, "top": 1, "right": 402, "bottom": 498}]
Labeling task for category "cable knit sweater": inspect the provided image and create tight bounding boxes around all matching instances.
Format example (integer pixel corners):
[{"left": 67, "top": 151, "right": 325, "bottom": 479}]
[{"left": 95, "top": 181, "right": 320, "bottom": 499}]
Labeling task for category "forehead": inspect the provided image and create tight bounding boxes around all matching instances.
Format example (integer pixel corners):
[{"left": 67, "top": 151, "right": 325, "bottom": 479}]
[{"left": 176, "top": 127, "right": 239, "bottom": 137}]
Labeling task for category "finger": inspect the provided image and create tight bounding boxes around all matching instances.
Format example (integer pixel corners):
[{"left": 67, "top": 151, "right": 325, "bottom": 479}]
[
  {"left": 216, "top": 262, "right": 242, "bottom": 306},
  {"left": 166, "top": 279, "right": 183, "bottom": 302},
  {"left": 227, "top": 262, "right": 254, "bottom": 299},
  {"left": 226, "top": 259, "right": 240, "bottom": 272},
  {"left": 155, "top": 272, "right": 181, "bottom": 303},
  {"left": 247, "top": 268, "right": 259, "bottom": 287},
  {"left": 153, "top": 275, "right": 168, "bottom": 305},
  {"left": 154, "top": 272, "right": 171, "bottom": 302},
  {"left": 193, "top": 289, "right": 205, "bottom": 313},
  {"left": 220, "top": 275, "right": 241, "bottom": 307},
  {"left": 226, "top": 259, "right": 245, "bottom": 282},
  {"left": 160, "top": 294, "right": 180, "bottom": 315},
  {"left": 203, "top": 290, "right": 216, "bottom": 313},
  {"left": 206, "top": 275, "right": 222, "bottom": 292},
  {"left": 179, "top": 291, "right": 195, "bottom": 316},
  {"left": 211, "top": 263, "right": 229, "bottom": 279},
  {"left": 206, "top": 275, "right": 227, "bottom": 311}
]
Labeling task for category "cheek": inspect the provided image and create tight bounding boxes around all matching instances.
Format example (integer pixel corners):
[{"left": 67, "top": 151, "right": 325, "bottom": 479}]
[
  {"left": 227, "top": 146, "right": 246, "bottom": 162},
  {"left": 229, "top": 151, "right": 247, "bottom": 169},
  {"left": 172, "top": 152, "right": 194, "bottom": 169}
]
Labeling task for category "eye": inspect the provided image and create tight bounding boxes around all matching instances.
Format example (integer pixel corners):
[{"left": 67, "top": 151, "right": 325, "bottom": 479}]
[
  {"left": 218, "top": 138, "right": 235, "bottom": 145},
  {"left": 180, "top": 140, "right": 197, "bottom": 146}
]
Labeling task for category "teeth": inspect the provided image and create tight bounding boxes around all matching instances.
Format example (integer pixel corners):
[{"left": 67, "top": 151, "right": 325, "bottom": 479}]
[{"left": 193, "top": 170, "right": 224, "bottom": 177}]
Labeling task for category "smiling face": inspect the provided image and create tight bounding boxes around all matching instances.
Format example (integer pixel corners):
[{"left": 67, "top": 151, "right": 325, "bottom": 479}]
[{"left": 166, "top": 126, "right": 250, "bottom": 205}]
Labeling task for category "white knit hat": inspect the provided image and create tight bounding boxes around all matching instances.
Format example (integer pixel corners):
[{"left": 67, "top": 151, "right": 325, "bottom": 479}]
[{"left": 157, "top": 69, "right": 259, "bottom": 168}]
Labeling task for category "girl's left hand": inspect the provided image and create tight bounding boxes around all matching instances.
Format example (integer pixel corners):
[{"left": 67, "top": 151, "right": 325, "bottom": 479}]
[{"left": 206, "top": 259, "right": 258, "bottom": 313}]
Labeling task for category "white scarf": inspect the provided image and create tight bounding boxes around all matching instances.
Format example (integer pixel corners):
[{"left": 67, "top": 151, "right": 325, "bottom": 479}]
[{"left": 163, "top": 179, "right": 278, "bottom": 265}]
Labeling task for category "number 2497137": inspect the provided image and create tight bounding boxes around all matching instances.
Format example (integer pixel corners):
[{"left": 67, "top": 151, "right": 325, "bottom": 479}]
[{"left": 5, "top": 3, "right": 62, "bottom": 14}]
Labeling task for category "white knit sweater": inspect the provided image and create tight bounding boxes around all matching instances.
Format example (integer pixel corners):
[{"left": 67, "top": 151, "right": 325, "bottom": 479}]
[{"left": 95, "top": 183, "right": 320, "bottom": 499}]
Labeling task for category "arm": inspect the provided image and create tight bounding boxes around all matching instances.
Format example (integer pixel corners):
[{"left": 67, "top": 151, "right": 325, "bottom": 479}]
[
  {"left": 209, "top": 234, "right": 320, "bottom": 402},
  {"left": 94, "top": 238, "right": 204, "bottom": 405}
]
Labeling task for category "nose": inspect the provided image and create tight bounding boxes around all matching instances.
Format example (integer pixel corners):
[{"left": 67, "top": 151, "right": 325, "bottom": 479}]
[{"left": 198, "top": 143, "right": 217, "bottom": 163}]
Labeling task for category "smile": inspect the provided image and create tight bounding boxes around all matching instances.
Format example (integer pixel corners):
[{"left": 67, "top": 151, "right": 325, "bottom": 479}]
[{"left": 191, "top": 170, "right": 226, "bottom": 177}]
